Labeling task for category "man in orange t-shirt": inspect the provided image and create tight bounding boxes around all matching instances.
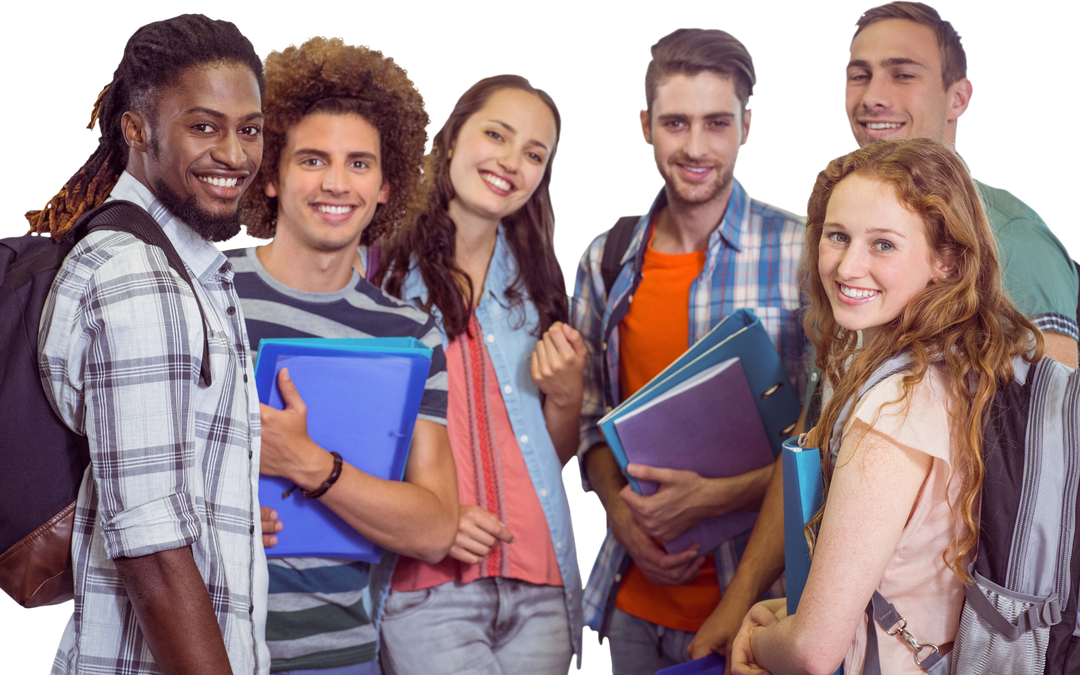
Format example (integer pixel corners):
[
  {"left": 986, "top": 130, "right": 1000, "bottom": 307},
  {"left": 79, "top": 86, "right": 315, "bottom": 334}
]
[{"left": 570, "top": 28, "right": 808, "bottom": 674}]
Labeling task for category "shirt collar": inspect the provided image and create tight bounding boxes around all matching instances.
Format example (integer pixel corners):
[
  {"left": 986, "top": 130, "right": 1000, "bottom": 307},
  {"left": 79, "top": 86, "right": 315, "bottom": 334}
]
[
  {"left": 400, "top": 224, "right": 516, "bottom": 310},
  {"left": 108, "top": 171, "right": 232, "bottom": 285},
  {"left": 622, "top": 178, "right": 749, "bottom": 265}
]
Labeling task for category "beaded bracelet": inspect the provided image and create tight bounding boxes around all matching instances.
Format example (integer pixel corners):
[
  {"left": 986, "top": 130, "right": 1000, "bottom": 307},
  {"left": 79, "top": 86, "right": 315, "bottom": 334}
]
[{"left": 280, "top": 451, "right": 343, "bottom": 500}]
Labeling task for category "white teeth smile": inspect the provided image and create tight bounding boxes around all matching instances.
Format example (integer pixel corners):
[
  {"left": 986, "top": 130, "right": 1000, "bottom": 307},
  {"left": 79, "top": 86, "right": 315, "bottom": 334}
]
[
  {"left": 866, "top": 122, "right": 902, "bottom": 130},
  {"left": 840, "top": 284, "right": 879, "bottom": 299},
  {"left": 683, "top": 166, "right": 709, "bottom": 174},
  {"left": 315, "top": 205, "right": 353, "bottom": 215},
  {"left": 199, "top": 176, "right": 239, "bottom": 188},
  {"left": 481, "top": 173, "right": 512, "bottom": 191}
]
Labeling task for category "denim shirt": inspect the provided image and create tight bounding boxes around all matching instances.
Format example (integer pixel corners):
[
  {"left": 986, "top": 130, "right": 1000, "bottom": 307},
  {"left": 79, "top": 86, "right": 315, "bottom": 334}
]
[{"left": 366, "top": 227, "right": 583, "bottom": 662}]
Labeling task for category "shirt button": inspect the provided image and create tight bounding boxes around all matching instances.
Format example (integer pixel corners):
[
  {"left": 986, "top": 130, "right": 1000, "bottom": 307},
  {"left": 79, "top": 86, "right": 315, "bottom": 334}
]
[
  {"left": 568, "top": 591, "right": 573, "bottom": 600},
  {"left": 503, "top": 385, "right": 512, "bottom": 394},
  {"left": 219, "top": 264, "right": 229, "bottom": 274},
  {"left": 628, "top": 294, "right": 634, "bottom": 304},
  {"left": 227, "top": 306, "right": 236, "bottom": 316},
  {"left": 556, "top": 541, "right": 563, "bottom": 550},
  {"left": 243, "top": 374, "right": 249, "bottom": 383},
  {"left": 601, "top": 342, "right": 608, "bottom": 352},
  {"left": 811, "top": 371, "right": 819, "bottom": 382},
  {"left": 486, "top": 334, "right": 495, "bottom": 343},
  {"left": 249, "top": 605, "right": 254, "bottom": 614},
  {"left": 615, "top": 573, "right": 622, "bottom": 582},
  {"left": 539, "top": 489, "right": 548, "bottom": 498},
  {"left": 249, "top": 524, "right": 254, "bottom": 534},
  {"left": 248, "top": 450, "right": 253, "bottom": 460},
  {"left": 519, "top": 435, "right": 529, "bottom": 444}
]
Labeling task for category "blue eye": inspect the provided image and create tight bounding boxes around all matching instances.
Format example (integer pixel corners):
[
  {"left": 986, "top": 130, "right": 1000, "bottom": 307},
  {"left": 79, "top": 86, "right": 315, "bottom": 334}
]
[{"left": 874, "top": 240, "right": 895, "bottom": 252}]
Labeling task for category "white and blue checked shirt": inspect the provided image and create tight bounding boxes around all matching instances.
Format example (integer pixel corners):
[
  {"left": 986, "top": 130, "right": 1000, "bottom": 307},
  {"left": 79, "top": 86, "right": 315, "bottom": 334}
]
[
  {"left": 39, "top": 172, "right": 270, "bottom": 674},
  {"left": 570, "top": 181, "right": 807, "bottom": 637}
]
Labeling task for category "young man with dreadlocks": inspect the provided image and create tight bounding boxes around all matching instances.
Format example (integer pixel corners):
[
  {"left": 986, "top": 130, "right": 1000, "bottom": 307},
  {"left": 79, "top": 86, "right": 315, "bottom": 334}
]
[
  {"left": 33, "top": 15, "right": 271, "bottom": 675},
  {"left": 227, "top": 38, "right": 458, "bottom": 675}
]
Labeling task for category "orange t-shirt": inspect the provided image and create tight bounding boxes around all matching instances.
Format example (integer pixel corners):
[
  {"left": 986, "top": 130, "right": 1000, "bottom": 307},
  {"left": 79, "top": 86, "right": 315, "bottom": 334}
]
[
  {"left": 614, "top": 224, "right": 720, "bottom": 633},
  {"left": 392, "top": 313, "right": 562, "bottom": 591}
]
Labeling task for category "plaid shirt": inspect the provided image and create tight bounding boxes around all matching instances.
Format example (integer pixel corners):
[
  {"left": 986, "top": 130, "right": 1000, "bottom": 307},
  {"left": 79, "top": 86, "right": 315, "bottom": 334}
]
[
  {"left": 39, "top": 172, "right": 269, "bottom": 674},
  {"left": 571, "top": 181, "right": 807, "bottom": 636}
]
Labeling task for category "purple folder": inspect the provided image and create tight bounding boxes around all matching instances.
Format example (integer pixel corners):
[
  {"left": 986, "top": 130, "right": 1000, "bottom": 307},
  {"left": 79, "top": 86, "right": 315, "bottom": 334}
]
[
  {"left": 657, "top": 654, "right": 725, "bottom": 674},
  {"left": 612, "top": 357, "right": 773, "bottom": 554}
]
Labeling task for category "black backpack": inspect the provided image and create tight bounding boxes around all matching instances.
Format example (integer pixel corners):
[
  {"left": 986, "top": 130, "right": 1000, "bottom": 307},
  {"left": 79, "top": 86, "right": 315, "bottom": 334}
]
[
  {"left": 845, "top": 354, "right": 1080, "bottom": 675},
  {"left": 0, "top": 201, "right": 210, "bottom": 608}
]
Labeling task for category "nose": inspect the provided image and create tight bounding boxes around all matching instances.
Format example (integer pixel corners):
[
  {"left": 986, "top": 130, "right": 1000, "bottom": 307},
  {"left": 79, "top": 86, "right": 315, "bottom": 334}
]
[
  {"left": 836, "top": 244, "right": 869, "bottom": 281},
  {"left": 685, "top": 124, "right": 707, "bottom": 160},
  {"left": 321, "top": 162, "right": 349, "bottom": 195},
  {"left": 497, "top": 147, "right": 520, "bottom": 174},
  {"left": 211, "top": 131, "right": 246, "bottom": 169},
  {"left": 859, "top": 73, "right": 893, "bottom": 112}
]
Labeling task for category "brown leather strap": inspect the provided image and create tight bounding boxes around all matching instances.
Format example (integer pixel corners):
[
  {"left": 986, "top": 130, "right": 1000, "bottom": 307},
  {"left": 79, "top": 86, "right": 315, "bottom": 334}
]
[{"left": 0, "top": 501, "right": 75, "bottom": 607}]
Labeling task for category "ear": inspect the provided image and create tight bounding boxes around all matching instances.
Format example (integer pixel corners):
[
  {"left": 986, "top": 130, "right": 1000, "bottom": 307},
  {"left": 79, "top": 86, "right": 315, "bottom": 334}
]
[
  {"left": 640, "top": 109, "right": 653, "bottom": 145},
  {"left": 740, "top": 107, "right": 752, "bottom": 146},
  {"left": 121, "top": 111, "right": 150, "bottom": 153},
  {"left": 933, "top": 252, "right": 957, "bottom": 281},
  {"left": 377, "top": 179, "right": 390, "bottom": 204},
  {"left": 946, "top": 77, "right": 972, "bottom": 123},
  {"left": 265, "top": 179, "right": 278, "bottom": 199}
]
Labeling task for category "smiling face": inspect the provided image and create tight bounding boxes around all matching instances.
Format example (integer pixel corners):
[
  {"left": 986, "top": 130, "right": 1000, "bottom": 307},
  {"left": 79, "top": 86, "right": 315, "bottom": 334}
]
[
  {"left": 846, "top": 19, "right": 969, "bottom": 147},
  {"left": 818, "top": 173, "right": 949, "bottom": 343},
  {"left": 267, "top": 112, "right": 389, "bottom": 254},
  {"left": 643, "top": 71, "right": 750, "bottom": 206},
  {"left": 446, "top": 87, "right": 557, "bottom": 227},
  {"left": 136, "top": 62, "right": 264, "bottom": 240}
]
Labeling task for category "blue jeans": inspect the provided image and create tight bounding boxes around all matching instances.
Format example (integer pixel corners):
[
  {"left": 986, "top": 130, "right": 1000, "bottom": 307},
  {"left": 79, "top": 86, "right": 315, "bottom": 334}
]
[
  {"left": 607, "top": 608, "right": 695, "bottom": 675},
  {"left": 380, "top": 578, "right": 572, "bottom": 674}
]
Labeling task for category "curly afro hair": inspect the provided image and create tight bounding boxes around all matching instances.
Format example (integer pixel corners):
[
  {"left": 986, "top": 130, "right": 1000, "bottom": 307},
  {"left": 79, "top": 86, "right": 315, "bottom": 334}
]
[{"left": 242, "top": 37, "right": 429, "bottom": 244}]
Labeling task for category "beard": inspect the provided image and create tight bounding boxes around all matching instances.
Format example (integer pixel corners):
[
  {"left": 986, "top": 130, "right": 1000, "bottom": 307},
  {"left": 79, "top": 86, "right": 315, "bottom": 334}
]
[
  {"left": 661, "top": 157, "right": 736, "bottom": 207},
  {"left": 153, "top": 179, "right": 242, "bottom": 243}
]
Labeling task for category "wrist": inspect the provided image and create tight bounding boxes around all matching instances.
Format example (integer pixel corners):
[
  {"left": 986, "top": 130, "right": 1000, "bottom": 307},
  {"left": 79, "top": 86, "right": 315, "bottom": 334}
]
[
  {"left": 544, "top": 390, "right": 583, "bottom": 412},
  {"left": 292, "top": 441, "right": 336, "bottom": 492}
]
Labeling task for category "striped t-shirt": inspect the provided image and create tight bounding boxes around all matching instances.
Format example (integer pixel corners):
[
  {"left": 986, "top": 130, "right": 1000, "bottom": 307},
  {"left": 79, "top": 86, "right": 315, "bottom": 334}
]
[{"left": 226, "top": 247, "right": 448, "bottom": 672}]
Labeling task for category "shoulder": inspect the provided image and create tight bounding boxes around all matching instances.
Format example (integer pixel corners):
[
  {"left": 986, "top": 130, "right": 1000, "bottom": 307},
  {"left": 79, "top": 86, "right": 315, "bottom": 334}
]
[
  {"left": 59, "top": 230, "right": 188, "bottom": 304},
  {"left": 850, "top": 364, "right": 953, "bottom": 464},
  {"left": 349, "top": 276, "right": 440, "bottom": 338},
  {"left": 749, "top": 198, "right": 807, "bottom": 234}
]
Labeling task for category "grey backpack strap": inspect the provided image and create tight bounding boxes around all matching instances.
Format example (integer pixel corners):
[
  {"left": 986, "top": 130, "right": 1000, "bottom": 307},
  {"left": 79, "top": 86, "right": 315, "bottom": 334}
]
[
  {"left": 827, "top": 352, "right": 917, "bottom": 468},
  {"left": 864, "top": 591, "right": 948, "bottom": 673}
]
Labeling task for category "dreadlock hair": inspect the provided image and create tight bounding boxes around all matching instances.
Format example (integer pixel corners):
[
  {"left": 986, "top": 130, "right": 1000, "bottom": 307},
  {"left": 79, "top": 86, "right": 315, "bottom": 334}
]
[
  {"left": 376, "top": 75, "right": 567, "bottom": 342},
  {"left": 242, "top": 37, "right": 429, "bottom": 245},
  {"left": 801, "top": 139, "right": 1041, "bottom": 583},
  {"left": 26, "top": 14, "right": 264, "bottom": 239}
]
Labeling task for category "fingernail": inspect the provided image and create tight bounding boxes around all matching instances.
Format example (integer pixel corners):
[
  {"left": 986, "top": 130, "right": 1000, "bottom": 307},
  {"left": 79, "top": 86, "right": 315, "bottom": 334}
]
[{"left": 281, "top": 368, "right": 290, "bottom": 381}]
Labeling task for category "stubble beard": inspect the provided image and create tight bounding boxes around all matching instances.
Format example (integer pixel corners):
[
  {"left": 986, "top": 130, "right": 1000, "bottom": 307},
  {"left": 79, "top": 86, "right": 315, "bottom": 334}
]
[
  {"left": 153, "top": 179, "right": 243, "bottom": 243},
  {"left": 663, "top": 160, "right": 736, "bottom": 208}
]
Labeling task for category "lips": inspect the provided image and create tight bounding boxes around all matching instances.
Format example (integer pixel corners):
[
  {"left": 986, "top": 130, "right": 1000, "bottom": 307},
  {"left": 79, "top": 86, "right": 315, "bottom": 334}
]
[
  {"left": 837, "top": 282, "right": 880, "bottom": 305},
  {"left": 310, "top": 202, "right": 358, "bottom": 223},
  {"left": 859, "top": 120, "right": 906, "bottom": 138},
  {"left": 480, "top": 170, "right": 515, "bottom": 196},
  {"left": 196, "top": 173, "right": 247, "bottom": 200},
  {"left": 676, "top": 163, "right": 714, "bottom": 182}
]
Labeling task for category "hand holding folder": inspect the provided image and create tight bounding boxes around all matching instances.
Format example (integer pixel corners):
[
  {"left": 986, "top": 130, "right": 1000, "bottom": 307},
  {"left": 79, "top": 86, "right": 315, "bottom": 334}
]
[{"left": 255, "top": 338, "right": 433, "bottom": 562}]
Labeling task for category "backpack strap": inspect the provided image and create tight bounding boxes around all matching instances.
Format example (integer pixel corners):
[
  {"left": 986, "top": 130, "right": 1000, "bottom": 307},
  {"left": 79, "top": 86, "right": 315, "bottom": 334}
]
[
  {"left": 863, "top": 591, "right": 949, "bottom": 674},
  {"left": 600, "top": 216, "right": 639, "bottom": 296},
  {"left": 69, "top": 201, "right": 212, "bottom": 387}
]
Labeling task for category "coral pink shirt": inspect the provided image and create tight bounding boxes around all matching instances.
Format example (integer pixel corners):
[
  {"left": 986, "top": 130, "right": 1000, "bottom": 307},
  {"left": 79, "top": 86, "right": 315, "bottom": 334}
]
[
  {"left": 841, "top": 365, "right": 967, "bottom": 674},
  {"left": 392, "top": 314, "right": 563, "bottom": 591}
]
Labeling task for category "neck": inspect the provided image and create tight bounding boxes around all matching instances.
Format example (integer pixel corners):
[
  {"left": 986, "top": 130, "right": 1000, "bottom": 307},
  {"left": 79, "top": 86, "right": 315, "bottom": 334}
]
[
  {"left": 256, "top": 225, "right": 359, "bottom": 294},
  {"left": 448, "top": 200, "right": 500, "bottom": 303},
  {"left": 653, "top": 181, "right": 734, "bottom": 254}
]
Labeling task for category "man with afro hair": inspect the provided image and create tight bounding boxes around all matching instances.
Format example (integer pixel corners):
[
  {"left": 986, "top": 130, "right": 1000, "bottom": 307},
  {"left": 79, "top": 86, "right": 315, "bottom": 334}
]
[{"left": 225, "top": 37, "right": 458, "bottom": 675}]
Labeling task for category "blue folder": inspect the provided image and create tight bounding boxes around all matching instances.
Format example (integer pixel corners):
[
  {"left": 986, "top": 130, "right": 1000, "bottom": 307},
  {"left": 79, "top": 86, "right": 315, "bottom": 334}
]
[
  {"left": 599, "top": 308, "right": 801, "bottom": 494},
  {"left": 254, "top": 338, "right": 433, "bottom": 562},
  {"left": 782, "top": 436, "right": 843, "bottom": 675}
]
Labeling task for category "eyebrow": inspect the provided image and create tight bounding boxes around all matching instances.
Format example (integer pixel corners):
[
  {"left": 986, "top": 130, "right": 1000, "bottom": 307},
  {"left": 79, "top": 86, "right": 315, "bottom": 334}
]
[
  {"left": 181, "top": 107, "right": 265, "bottom": 122},
  {"left": 488, "top": 118, "right": 551, "bottom": 153},
  {"left": 294, "top": 148, "right": 379, "bottom": 162},
  {"left": 847, "top": 57, "right": 927, "bottom": 70},
  {"left": 822, "top": 223, "right": 908, "bottom": 239},
  {"left": 656, "top": 112, "right": 736, "bottom": 122}
]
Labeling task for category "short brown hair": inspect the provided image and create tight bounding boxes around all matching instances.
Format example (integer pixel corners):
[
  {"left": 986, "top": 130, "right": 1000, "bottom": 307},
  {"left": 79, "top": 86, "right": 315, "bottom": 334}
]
[
  {"left": 645, "top": 28, "right": 756, "bottom": 117},
  {"left": 242, "top": 37, "right": 429, "bottom": 244},
  {"left": 854, "top": 2, "right": 967, "bottom": 88}
]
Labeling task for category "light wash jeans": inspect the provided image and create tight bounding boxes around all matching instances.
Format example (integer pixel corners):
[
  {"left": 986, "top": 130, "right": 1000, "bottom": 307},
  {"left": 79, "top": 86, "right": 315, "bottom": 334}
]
[
  {"left": 607, "top": 608, "right": 696, "bottom": 675},
  {"left": 380, "top": 578, "right": 572, "bottom": 674}
]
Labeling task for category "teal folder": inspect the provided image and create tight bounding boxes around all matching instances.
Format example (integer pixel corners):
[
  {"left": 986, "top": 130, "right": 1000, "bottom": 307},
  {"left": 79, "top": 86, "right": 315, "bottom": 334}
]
[
  {"left": 254, "top": 338, "right": 433, "bottom": 561},
  {"left": 782, "top": 436, "right": 843, "bottom": 675},
  {"left": 599, "top": 308, "right": 800, "bottom": 494}
]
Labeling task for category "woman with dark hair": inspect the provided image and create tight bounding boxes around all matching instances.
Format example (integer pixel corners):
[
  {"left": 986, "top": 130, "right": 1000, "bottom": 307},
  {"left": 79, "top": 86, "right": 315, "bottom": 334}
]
[
  {"left": 373, "top": 76, "right": 583, "bottom": 673},
  {"left": 729, "top": 139, "right": 1042, "bottom": 674}
]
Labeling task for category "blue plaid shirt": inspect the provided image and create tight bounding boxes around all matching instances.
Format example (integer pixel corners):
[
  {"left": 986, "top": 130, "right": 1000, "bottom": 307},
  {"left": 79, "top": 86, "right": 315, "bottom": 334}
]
[{"left": 570, "top": 181, "right": 807, "bottom": 637}]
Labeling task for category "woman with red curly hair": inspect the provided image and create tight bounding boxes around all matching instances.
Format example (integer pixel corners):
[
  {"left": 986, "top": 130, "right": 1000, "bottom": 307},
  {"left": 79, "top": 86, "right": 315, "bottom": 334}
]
[
  {"left": 373, "top": 76, "right": 584, "bottom": 674},
  {"left": 728, "top": 139, "right": 1043, "bottom": 674}
]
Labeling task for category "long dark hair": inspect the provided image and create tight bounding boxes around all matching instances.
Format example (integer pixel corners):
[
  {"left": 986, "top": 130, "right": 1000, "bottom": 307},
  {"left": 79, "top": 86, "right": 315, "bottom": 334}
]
[{"left": 377, "top": 75, "right": 567, "bottom": 341}]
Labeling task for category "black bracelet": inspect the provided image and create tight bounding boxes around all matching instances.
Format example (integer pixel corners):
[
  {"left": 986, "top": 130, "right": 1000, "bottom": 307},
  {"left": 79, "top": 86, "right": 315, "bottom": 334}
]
[{"left": 301, "top": 452, "right": 343, "bottom": 499}]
